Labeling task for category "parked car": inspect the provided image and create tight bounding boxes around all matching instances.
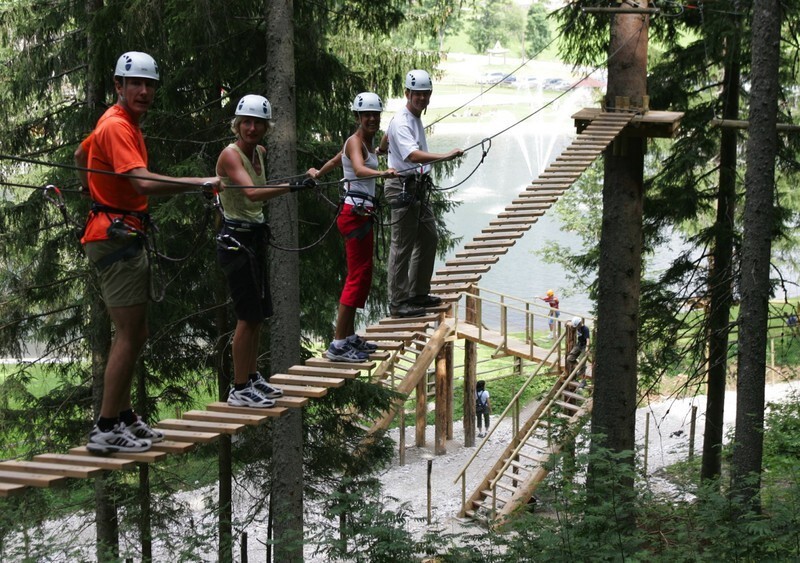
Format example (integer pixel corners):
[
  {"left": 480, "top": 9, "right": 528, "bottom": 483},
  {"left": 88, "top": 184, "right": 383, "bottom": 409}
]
[
  {"left": 543, "top": 78, "right": 572, "bottom": 91},
  {"left": 501, "top": 74, "right": 517, "bottom": 85},
  {"left": 477, "top": 72, "right": 505, "bottom": 85}
]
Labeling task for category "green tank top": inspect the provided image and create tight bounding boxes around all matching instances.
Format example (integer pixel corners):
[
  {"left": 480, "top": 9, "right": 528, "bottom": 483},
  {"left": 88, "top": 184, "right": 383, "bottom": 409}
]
[{"left": 219, "top": 143, "right": 266, "bottom": 223}]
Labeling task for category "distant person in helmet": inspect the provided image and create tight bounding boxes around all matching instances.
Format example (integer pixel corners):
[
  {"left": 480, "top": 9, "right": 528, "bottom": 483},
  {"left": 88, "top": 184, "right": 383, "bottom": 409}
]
[
  {"left": 308, "top": 92, "right": 396, "bottom": 362},
  {"left": 380, "top": 69, "right": 464, "bottom": 318},
  {"left": 216, "top": 94, "right": 316, "bottom": 407},
  {"left": 537, "top": 289, "right": 560, "bottom": 339},
  {"left": 74, "top": 51, "right": 222, "bottom": 453},
  {"left": 567, "top": 316, "right": 590, "bottom": 379}
]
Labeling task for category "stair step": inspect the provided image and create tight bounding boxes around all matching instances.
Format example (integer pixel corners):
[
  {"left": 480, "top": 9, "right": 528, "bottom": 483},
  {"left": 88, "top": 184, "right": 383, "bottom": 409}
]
[
  {"left": 270, "top": 373, "right": 345, "bottom": 388},
  {"left": 561, "top": 390, "right": 586, "bottom": 401},
  {"left": 305, "top": 358, "right": 376, "bottom": 371},
  {"left": 288, "top": 365, "right": 360, "bottom": 379},
  {"left": 554, "top": 400, "right": 581, "bottom": 412}
]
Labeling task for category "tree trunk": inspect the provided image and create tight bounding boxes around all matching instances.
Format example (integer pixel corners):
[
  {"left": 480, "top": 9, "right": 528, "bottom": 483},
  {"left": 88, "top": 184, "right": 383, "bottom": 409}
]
[
  {"left": 732, "top": 0, "right": 781, "bottom": 514},
  {"left": 214, "top": 268, "right": 233, "bottom": 563},
  {"left": 587, "top": 2, "right": 649, "bottom": 526},
  {"left": 701, "top": 5, "right": 742, "bottom": 483},
  {"left": 265, "top": 1, "right": 304, "bottom": 560},
  {"left": 85, "top": 2, "right": 118, "bottom": 558},
  {"left": 463, "top": 294, "right": 477, "bottom": 447}
]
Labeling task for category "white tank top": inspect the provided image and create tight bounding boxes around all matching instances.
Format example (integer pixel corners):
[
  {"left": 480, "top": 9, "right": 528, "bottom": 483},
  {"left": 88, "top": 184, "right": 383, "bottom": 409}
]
[{"left": 341, "top": 138, "right": 377, "bottom": 208}]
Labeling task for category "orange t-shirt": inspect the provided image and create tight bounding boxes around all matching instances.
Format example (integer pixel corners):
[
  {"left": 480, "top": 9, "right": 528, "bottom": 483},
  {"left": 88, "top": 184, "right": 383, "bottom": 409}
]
[{"left": 80, "top": 105, "right": 149, "bottom": 243}]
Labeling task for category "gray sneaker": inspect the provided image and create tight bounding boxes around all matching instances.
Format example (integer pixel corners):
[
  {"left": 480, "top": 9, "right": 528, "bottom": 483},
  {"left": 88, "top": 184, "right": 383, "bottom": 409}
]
[{"left": 251, "top": 373, "right": 284, "bottom": 399}]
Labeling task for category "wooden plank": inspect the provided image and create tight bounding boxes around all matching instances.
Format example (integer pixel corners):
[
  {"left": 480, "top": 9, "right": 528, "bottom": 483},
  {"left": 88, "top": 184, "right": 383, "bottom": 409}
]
[
  {"left": 497, "top": 211, "right": 544, "bottom": 219},
  {"left": 429, "top": 273, "right": 482, "bottom": 284},
  {"left": 454, "top": 247, "right": 509, "bottom": 257},
  {"left": 444, "top": 256, "right": 499, "bottom": 266},
  {"left": 370, "top": 340, "right": 404, "bottom": 350},
  {"left": 269, "top": 383, "right": 328, "bottom": 398},
  {"left": 369, "top": 350, "right": 391, "bottom": 360},
  {"left": 358, "top": 331, "right": 416, "bottom": 342},
  {"left": 481, "top": 224, "right": 532, "bottom": 233},
  {"left": 149, "top": 440, "right": 196, "bottom": 454},
  {"left": 431, "top": 293, "right": 462, "bottom": 303},
  {"left": 156, "top": 419, "right": 245, "bottom": 436},
  {"left": 182, "top": 409, "right": 280, "bottom": 425},
  {"left": 489, "top": 219, "right": 538, "bottom": 227},
  {"left": 435, "top": 264, "right": 491, "bottom": 275},
  {"left": 366, "top": 322, "right": 428, "bottom": 333},
  {"left": 68, "top": 447, "right": 168, "bottom": 463},
  {"left": 269, "top": 374, "right": 345, "bottom": 388},
  {"left": 0, "top": 470, "right": 66, "bottom": 487},
  {"left": 430, "top": 283, "right": 472, "bottom": 294},
  {"left": 510, "top": 199, "right": 552, "bottom": 206},
  {"left": 34, "top": 453, "right": 136, "bottom": 471},
  {"left": 0, "top": 460, "right": 105, "bottom": 479},
  {"left": 474, "top": 231, "right": 524, "bottom": 241},
  {"left": 275, "top": 395, "right": 310, "bottom": 408},
  {"left": 0, "top": 482, "right": 26, "bottom": 497},
  {"left": 379, "top": 313, "right": 439, "bottom": 324},
  {"left": 288, "top": 365, "right": 360, "bottom": 380},
  {"left": 158, "top": 428, "right": 220, "bottom": 443},
  {"left": 305, "top": 357, "right": 376, "bottom": 371},
  {"left": 202, "top": 402, "right": 288, "bottom": 417},
  {"left": 464, "top": 240, "right": 515, "bottom": 249}
]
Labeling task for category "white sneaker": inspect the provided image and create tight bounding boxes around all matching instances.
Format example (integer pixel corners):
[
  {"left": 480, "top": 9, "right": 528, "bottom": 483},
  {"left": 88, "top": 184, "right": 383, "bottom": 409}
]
[
  {"left": 251, "top": 373, "right": 283, "bottom": 399},
  {"left": 127, "top": 417, "right": 164, "bottom": 443},
  {"left": 227, "top": 382, "right": 276, "bottom": 408},
  {"left": 87, "top": 423, "right": 151, "bottom": 454}
]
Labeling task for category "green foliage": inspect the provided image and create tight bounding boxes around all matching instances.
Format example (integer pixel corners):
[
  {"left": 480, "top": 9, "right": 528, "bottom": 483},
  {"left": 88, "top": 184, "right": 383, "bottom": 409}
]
[
  {"left": 524, "top": 2, "right": 551, "bottom": 59},
  {"left": 466, "top": 0, "right": 520, "bottom": 55}
]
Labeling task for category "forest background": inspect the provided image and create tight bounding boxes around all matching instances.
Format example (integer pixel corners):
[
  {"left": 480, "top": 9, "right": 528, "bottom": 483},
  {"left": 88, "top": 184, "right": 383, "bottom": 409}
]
[{"left": 2, "top": 0, "right": 800, "bottom": 561}]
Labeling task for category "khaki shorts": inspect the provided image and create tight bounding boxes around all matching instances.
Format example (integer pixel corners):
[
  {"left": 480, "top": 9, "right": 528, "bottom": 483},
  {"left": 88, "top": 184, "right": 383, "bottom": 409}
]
[{"left": 85, "top": 239, "right": 150, "bottom": 307}]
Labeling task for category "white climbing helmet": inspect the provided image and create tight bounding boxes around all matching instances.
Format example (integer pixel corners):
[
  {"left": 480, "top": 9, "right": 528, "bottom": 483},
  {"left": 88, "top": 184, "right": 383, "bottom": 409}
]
[
  {"left": 351, "top": 92, "right": 384, "bottom": 112},
  {"left": 235, "top": 95, "right": 272, "bottom": 120},
  {"left": 572, "top": 316, "right": 582, "bottom": 327},
  {"left": 114, "top": 51, "right": 160, "bottom": 81},
  {"left": 405, "top": 69, "right": 433, "bottom": 91}
]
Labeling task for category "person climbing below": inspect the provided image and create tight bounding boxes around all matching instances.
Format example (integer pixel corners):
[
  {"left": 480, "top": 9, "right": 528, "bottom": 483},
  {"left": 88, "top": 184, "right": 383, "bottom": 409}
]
[
  {"left": 537, "top": 289, "right": 560, "bottom": 339},
  {"left": 381, "top": 69, "right": 463, "bottom": 318},
  {"left": 567, "top": 316, "right": 591, "bottom": 382},
  {"left": 76, "top": 51, "right": 222, "bottom": 453},
  {"left": 308, "top": 92, "right": 396, "bottom": 362},
  {"left": 476, "top": 380, "right": 491, "bottom": 438},
  {"left": 216, "top": 94, "right": 316, "bottom": 406}
]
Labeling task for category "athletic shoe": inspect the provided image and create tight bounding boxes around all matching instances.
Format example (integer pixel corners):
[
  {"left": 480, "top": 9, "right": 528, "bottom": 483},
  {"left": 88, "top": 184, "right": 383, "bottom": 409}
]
[
  {"left": 227, "top": 383, "right": 276, "bottom": 408},
  {"left": 87, "top": 423, "right": 151, "bottom": 454},
  {"left": 128, "top": 417, "right": 164, "bottom": 443},
  {"left": 349, "top": 335, "right": 378, "bottom": 353},
  {"left": 409, "top": 294, "right": 442, "bottom": 308},
  {"left": 326, "top": 342, "right": 369, "bottom": 363},
  {"left": 389, "top": 302, "right": 425, "bottom": 318},
  {"left": 251, "top": 373, "right": 284, "bottom": 399}
]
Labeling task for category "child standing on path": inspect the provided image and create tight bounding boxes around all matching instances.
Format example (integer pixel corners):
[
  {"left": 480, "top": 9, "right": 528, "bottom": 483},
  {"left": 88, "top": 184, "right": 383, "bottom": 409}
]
[
  {"left": 538, "top": 289, "right": 560, "bottom": 339},
  {"left": 476, "top": 380, "right": 491, "bottom": 438}
]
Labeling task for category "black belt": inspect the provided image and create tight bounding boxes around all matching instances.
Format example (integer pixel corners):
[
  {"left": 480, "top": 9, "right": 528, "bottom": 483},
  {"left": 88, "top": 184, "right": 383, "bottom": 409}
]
[{"left": 223, "top": 218, "right": 267, "bottom": 232}]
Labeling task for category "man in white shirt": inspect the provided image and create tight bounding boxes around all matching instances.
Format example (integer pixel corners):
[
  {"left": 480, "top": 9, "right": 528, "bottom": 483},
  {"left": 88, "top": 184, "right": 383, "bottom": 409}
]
[{"left": 380, "top": 69, "right": 463, "bottom": 318}]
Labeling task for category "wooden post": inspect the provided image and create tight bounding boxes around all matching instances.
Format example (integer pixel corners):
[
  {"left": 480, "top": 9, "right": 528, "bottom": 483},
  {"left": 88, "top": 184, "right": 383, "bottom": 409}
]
[
  {"left": 689, "top": 405, "right": 697, "bottom": 462},
  {"left": 241, "top": 532, "right": 248, "bottom": 563},
  {"left": 435, "top": 341, "right": 448, "bottom": 454},
  {"left": 464, "top": 292, "right": 478, "bottom": 447},
  {"left": 416, "top": 365, "right": 427, "bottom": 447},
  {"left": 399, "top": 407, "right": 406, "bottom": 466},
  {"left": 426, "top": 458, "right": 433, "bottom": 525},
  {"left": 446, "top": 334, "right": 455, "bottom": 440}
]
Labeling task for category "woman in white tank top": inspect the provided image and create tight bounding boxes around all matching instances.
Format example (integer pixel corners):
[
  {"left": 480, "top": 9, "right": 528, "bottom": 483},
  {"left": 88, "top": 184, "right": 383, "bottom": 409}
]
[{"left": 308, "top": 92, "right": 396, "bottom": 362}]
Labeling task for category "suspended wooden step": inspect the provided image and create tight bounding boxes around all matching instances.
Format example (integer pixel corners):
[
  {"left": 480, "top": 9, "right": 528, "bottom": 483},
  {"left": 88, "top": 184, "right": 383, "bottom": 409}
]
[
  {"left": 305, "top": 358, "right": 376, "bottom": 371},
  {"left": 68, "top": 446, "right": 168, "bottom": 464},
  {"left": 288, "top": 365, "right": 360, "bottom": 380},
  {"left": 33, "top": 452, "right": 137, "bottom": 471},
  {"left": 0, "top": 460, "right": 106, "bottom": 480}
]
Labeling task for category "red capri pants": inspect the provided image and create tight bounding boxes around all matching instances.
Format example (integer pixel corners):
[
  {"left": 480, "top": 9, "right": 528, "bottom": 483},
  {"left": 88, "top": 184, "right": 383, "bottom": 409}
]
[{"left": 337, "top": 204, "right": 374, "bottom": 308}]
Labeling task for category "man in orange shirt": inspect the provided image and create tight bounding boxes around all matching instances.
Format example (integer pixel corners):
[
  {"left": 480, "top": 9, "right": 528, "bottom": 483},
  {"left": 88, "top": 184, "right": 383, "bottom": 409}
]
[{"left": 75, "top": 51, "right": 221, "bottom": 453}]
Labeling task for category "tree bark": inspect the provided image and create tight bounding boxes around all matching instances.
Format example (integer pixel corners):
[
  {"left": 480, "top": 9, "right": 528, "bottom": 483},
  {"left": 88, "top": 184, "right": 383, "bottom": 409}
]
[
  {"left": 265, "top": 1, "right": 304, "bottom": 560},
  {"left": 732, "top": 0, "right": 781, "bottom": 514},
  {"left": 463, "top": 294, "right": 477, "bottom": 447},
  {"left": 701, "top": 4, "right": 742, "bottom": 483},
  {"left": 587, "top": 3, "right": 649, "bottom": 525}
]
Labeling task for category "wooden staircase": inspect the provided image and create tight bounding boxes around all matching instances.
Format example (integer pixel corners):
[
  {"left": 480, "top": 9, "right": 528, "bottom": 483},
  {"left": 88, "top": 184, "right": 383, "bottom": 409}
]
[
  {"left": 429, "top": 111, "right": 636, "bottom": 297},
  {"left": 461, "top": 359, "right": 592, "bottom": 527}
]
